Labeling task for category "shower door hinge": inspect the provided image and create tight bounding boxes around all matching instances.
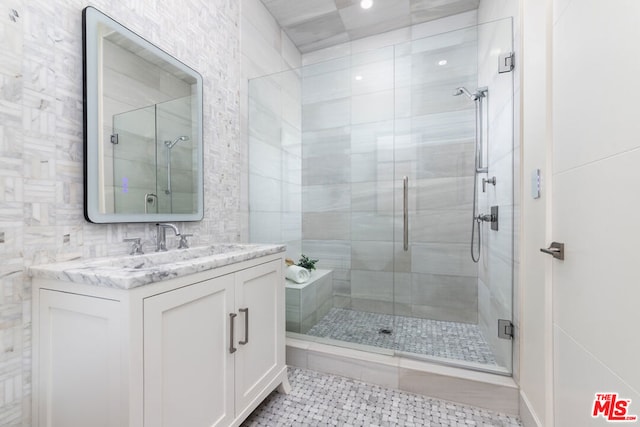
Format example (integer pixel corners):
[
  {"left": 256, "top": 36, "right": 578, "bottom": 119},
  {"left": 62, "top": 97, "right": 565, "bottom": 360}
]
[
  {"left": 498, "top": 52, "right": 515, "bottom": 73},
  {"left": 498, "top": 319, "right": 514, "bottom": 339},
  {"left": 110, "top": 133, "right": 119, "bottom": 144}
]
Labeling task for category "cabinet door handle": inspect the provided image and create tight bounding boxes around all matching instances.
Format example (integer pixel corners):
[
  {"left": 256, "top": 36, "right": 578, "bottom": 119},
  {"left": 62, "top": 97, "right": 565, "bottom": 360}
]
[
  {"left": 239, "top": 307, "right": 249, "bottom": 345},
  {"left": 229, "top": 313, "right": 237, "bottom": 354}
]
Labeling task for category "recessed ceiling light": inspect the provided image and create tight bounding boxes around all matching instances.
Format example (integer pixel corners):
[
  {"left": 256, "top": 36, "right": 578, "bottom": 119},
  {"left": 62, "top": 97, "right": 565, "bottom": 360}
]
[
  {"left": 438, "top": 59, "right": 447, "bottom": 66},
  {"left": 360, "top": 0, "right": 373, "bottom": 9},
  {"left": 355, "top": 75, "right": 363, "bottom": 81}
]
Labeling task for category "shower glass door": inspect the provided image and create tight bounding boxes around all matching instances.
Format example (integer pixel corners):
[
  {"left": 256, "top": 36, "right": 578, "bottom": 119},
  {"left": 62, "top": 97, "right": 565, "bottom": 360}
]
[
  {"left": 346, "top": 45, "right": 398, "bottom": 348},
  {"left": 112, "top": 105, "right": 156, "bottom": 214},
  {"left": 392, "top": 19, "right": 514, "bottom": 373}
]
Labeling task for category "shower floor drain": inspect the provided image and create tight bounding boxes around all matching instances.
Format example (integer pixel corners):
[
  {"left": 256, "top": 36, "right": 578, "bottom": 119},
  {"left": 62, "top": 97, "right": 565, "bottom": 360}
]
[{"left": 378, "top": 328, "right": 393, "bottom": 335}]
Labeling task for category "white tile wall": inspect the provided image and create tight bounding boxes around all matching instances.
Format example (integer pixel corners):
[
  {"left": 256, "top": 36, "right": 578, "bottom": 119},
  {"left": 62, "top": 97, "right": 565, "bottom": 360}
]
[{"left": 2, "top": 0, "right": 243, "bottom": 424}]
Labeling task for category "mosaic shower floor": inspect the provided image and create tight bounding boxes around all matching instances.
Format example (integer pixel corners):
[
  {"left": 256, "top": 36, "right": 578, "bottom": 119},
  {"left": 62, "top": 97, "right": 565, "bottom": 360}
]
[
  {"left": 306, "top": 308, "right": 497, "bottom": 366},
  {"left": 243, "top": 367, "right": 522, "bottom": 426}
]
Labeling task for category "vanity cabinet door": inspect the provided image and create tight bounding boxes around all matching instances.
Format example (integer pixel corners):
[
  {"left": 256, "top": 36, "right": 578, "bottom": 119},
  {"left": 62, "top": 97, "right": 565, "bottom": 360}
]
[
  {"left": 143, "top": 274, "right": 235, "bottom": 427},
  {"left": 234, "top": 260, "right": 284, "bottom": 411},
  {"left": 37, "top": 290, "right": 123, "bottom": 427}
]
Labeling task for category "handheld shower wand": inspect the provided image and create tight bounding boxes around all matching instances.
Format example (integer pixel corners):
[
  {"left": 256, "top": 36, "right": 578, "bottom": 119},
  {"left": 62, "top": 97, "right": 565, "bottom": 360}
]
[{"left": 453, "top": 86, "right": 489, "bottom": 262}]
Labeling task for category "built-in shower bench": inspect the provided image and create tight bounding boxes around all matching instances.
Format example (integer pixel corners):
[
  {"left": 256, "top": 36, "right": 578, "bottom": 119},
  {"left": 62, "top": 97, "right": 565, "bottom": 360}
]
[{"left": 285, "top": 269, "right": 332, "bottom": 333}]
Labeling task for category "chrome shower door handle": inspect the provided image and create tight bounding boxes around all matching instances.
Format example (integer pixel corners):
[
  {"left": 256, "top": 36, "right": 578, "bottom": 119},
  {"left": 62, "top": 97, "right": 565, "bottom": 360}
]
[
  {"left": 239, "top": 307, "right": 249, "bottom": 345},
  {"left": 403, "top": 176, "right": 409, "bottom": 251}
]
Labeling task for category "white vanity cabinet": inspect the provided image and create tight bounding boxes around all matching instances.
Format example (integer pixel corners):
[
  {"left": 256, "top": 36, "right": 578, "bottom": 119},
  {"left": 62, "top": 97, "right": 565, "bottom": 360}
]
[{"left": 32, "top": 251, "right": 288, "bottom": 427}]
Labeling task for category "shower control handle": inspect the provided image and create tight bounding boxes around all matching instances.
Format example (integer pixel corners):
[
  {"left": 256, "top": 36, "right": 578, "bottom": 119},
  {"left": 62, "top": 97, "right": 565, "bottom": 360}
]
[
  {"left": 477, "top": 206, "right": 499, "bottom": 231},
  {"left": 482, "top": 176, "right": 496, "bottom": 192},
  {"left": 478, "top": 214, "right": 495, "bottom": 222}
]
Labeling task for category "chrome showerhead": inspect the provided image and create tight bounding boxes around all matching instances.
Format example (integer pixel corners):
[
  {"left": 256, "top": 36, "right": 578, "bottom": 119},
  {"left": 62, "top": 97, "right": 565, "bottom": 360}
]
[
  {"left": 453, "top": 86, "right": 478, "bottom": 100},
  {"left": 165, "top": 135, "right": 189, "bottom": 149},
  {"left": 453, "top": 86, "right": 488, "bottom": 101}
]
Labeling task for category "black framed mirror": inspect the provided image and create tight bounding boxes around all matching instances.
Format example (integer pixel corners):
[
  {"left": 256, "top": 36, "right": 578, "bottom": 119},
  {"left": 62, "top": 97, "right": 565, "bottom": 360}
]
[{"left": 83, "top": 6, "right": 204, "bottom": 223}]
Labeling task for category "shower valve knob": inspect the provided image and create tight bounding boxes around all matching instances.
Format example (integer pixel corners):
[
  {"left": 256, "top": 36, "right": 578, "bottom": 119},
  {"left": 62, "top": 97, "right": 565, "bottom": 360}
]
[
  {"left": 482, "top": 176, "right": 497, "bottom": 192},
  {"left": 478, "top": 214, "right": 495, "bottom": 222}
]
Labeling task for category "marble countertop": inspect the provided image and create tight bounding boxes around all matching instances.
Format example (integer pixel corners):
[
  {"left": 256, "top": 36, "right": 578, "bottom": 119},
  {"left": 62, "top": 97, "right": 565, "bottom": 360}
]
[{"left": 28, "top": 243, "right": 286, "bottom": 290}]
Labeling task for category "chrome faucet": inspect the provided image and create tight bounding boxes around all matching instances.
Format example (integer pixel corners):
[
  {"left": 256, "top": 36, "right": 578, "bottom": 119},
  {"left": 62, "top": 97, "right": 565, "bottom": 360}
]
[{"left": 155, "top": 223, "right": 180, "bottom": 251}]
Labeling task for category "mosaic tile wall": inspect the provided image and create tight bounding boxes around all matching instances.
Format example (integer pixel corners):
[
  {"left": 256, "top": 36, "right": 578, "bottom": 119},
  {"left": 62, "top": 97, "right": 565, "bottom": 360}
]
[{"left": 0, "top": 1, "right": 241, "bottom": 425}]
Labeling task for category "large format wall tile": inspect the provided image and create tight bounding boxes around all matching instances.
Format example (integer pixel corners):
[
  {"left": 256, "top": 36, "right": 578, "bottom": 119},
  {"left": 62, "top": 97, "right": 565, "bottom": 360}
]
[
  {"left": 302, "top": 98, "right": 351, "bottom": 130},
  {"left": 412, "top": 243, "right": 478, "bottom": 277}
]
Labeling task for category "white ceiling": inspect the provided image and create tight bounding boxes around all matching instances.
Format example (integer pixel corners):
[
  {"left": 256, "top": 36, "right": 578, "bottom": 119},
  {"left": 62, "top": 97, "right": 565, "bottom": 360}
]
[{"left": 260, "top": 0, "right": 480, "bottom": 53}]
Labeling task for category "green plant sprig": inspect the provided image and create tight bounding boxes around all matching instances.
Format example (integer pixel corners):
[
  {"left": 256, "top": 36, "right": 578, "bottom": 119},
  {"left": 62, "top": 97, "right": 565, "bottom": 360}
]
[{"left": 297, "top": 254, "right": 318, "bottom": 270}]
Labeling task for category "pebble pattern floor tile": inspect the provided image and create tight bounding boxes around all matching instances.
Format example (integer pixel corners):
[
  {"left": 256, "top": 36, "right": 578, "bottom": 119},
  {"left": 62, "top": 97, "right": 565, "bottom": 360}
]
[
  {"left": 242, "top": 367, "right": 522, "bottom": 426},
  {"left": 306, "top": 308, "right": 497, "bottom": 365}
]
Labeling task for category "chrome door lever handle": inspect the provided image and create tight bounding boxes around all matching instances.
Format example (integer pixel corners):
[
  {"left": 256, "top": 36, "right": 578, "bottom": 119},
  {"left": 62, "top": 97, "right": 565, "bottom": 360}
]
[{"left": 540, "top": 242, "right": 565, "bottom": 260}]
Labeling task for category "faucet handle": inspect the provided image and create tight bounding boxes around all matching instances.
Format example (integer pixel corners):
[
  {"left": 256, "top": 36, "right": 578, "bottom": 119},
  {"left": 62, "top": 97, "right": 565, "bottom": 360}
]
[
  {"left": 123, "top": 237, "right": 144, "bottom": 255},
  {"left": 178, "top": 234, "right": 193, "bottom": 249}
]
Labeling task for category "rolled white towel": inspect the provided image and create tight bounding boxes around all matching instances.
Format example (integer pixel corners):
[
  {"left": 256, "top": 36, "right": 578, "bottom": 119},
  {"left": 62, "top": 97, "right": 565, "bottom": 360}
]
[{"left": 286, "top": 265, "right": 310, "bottom": 284}]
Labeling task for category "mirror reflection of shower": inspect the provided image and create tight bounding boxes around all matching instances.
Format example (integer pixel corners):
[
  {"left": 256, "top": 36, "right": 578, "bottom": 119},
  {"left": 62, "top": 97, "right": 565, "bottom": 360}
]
[
  {"left": 144, "top": 192, "right": 158, "bottom": 214},
  {"left": 164, "top": 136, "right": 190, "bottom": 214},
  {"left": 165, "top": 135, "right": 189, "bottom": 149},
  {"left": 453, "top": 86, "right": 488, "bottom": 263}
]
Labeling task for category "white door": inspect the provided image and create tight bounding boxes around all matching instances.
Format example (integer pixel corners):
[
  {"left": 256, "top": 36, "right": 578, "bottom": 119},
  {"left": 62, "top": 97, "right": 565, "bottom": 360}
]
[
  {"left": 144, "top": 274, "right": 235, "bottom": 427},
  {"left": 234, "top": 260, "right": 284, "bottom": 411},
  {"left": 551, "top": 0, "right": 640, "bottom": 425}
]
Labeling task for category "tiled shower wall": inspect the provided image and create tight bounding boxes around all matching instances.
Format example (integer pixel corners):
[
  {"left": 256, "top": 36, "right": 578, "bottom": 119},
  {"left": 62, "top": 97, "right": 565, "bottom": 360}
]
[
  {"left": 0, "top": 1, "right": 241, "bottom": 425},
  {"left": 300, "top": 11, "right": 482, "bottom": 323}
]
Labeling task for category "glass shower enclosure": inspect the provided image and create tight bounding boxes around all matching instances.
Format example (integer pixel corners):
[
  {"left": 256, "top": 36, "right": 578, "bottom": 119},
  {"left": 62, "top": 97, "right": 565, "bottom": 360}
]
[
  {"left": 249, "top": 18, "right": 515, "bottom": 374},
  {"left": 107, "top": 96, "right": 196, "bottom": 215}
]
